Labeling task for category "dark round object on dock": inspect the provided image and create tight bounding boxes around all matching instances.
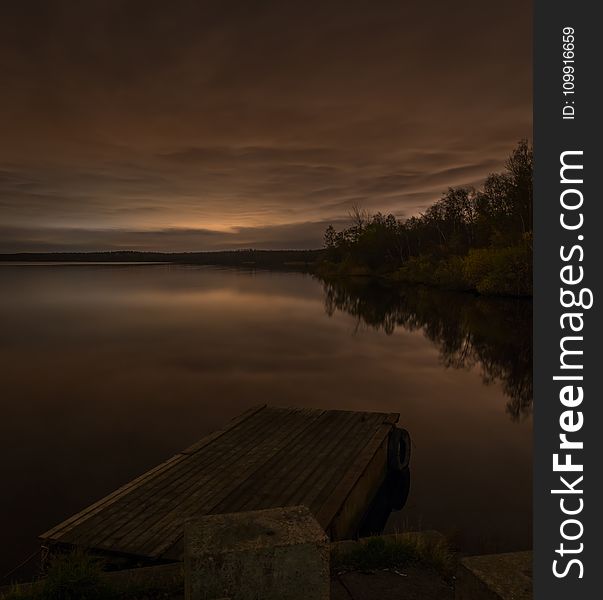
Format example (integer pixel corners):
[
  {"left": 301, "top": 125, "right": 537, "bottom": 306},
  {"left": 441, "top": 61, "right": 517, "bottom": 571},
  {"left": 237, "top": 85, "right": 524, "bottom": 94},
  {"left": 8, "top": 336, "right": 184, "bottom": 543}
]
[{"left": 388, "top": 427, "right": 411, "bottom": 471}]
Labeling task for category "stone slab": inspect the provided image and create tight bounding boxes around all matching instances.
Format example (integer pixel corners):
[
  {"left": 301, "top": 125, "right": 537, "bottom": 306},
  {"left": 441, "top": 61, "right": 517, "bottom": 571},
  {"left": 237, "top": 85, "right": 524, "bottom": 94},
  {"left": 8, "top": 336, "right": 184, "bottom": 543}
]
[
  {"left": 184, "top": 506, "right": 329, "bottom": 600},
  {"left": 455, "top": 551, "right": 532, "bottom": 600},
  {"left": 335, "top": 567, "right": 453, "bottom": 600}
]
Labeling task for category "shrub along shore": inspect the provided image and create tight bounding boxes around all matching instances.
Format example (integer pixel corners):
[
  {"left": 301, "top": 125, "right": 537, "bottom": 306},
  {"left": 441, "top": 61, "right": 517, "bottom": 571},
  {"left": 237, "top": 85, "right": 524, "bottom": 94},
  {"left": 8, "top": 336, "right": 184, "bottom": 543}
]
[{"left": 317, "top": 241, "right": 531, "bottom": 297}]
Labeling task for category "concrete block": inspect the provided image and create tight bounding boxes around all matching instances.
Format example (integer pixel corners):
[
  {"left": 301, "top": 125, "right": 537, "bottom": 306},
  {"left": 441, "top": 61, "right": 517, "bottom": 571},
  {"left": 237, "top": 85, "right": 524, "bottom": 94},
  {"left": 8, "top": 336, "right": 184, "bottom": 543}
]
[
  {"left": 455, "top": 551, "right": 532, "bottom": 600},
  {"left": 184, "top": 506, "right": 330, "bottom": 600}
]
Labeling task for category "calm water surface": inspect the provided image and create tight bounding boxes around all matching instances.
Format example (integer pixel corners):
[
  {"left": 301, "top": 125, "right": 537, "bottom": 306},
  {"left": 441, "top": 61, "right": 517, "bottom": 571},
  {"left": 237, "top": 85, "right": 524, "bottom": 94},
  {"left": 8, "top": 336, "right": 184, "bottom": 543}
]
[{"left": 0, "top": 264, "right": 532, "bottom": 577}]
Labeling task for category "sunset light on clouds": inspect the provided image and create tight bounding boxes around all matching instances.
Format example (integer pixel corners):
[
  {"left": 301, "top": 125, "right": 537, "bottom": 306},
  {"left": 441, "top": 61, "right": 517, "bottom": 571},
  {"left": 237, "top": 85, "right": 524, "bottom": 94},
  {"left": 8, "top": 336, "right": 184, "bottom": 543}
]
[{"left": 0, "top": 0, "right": 531, "bottom": 252}]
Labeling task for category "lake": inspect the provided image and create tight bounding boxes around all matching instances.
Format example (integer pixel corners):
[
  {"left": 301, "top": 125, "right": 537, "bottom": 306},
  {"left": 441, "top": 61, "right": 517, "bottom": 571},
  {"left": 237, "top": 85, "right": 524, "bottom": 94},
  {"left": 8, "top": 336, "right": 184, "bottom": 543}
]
[{"left": 0, "top": 263, "right": 532, "bottom": 578}]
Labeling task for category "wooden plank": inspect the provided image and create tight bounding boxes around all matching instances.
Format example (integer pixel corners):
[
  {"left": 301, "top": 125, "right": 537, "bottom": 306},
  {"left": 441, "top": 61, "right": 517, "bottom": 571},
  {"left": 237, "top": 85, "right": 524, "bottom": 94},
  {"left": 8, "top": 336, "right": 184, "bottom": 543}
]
[
  {"left": 131, "top": 408, "right": 315, "bottom": 554},
  {"left": 208, "top": 409, "right": 345, "bottom": 514},
  {"left": 328, "top": 435, "right": 389, "bottom": 539},
  {"left": 299, "top": 413, "right": 386, "bottom": 511},
  {"left": 40, "top": 406, "right": 401, "bottom": 561},
  {"left": 180, "top": 404, "right": 268, "bottom": 455},
  {"left": 62, "top": 411, "right": 276, "bottom": 550},
  {"left": 91, "top": 407, "right": 309, "bottom": 555},
  {"left": 142, "top": 408, "right": 328, "bottom": 557},
  {"left": 156, "top": 410, "right": 364, "bottom": 560},
  {"left": 74, "top": 406, "right": 287, "bottom": 550},
  {"left": 313, "top": 413, "right": 398, "bottom": 530},
  {"left": 153, "top": 410, "right": 395, "bottom": 557},
  {"left": 40, "top": 453, "right": 186, "bottom": 541},
  {"left": 98, "top": 404, "right": 273, "bottom": 520},
  {"left": 235, "top": 410, "right": 368, "bottom": 512},
  {"left": 42, "top": 404, "right": 267, "bottom": 543}
]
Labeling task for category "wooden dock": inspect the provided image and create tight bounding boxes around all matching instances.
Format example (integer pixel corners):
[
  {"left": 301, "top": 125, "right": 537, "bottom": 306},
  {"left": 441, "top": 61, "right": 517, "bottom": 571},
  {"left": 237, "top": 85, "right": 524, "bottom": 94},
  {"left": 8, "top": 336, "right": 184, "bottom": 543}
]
[{"left": 41, "top": 405, "right": 402, "bottom": 562}]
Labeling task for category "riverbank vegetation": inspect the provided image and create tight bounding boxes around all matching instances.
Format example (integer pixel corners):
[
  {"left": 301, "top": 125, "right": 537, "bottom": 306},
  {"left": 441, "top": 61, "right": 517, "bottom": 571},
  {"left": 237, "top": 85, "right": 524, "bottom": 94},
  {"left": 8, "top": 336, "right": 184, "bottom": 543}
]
[{"left": 321, "top": 141, "right": 532, "bottom": 296}]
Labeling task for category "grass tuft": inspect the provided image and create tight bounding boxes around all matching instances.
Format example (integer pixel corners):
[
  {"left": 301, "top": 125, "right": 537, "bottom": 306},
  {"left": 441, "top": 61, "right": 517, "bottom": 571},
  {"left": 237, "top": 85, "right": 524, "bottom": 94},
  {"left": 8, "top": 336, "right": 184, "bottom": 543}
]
[
  {"left": 0, "top": 584, "right": 31, "bottom": 600},
  {"left": 42, "top": 552, "right": 110, "bottom": 600},
  {"left": 331, "top": 533, "right": 456, "bottom": 577},
  {"left": 1, "top": 551, "right": 110, "bottom": 600}
]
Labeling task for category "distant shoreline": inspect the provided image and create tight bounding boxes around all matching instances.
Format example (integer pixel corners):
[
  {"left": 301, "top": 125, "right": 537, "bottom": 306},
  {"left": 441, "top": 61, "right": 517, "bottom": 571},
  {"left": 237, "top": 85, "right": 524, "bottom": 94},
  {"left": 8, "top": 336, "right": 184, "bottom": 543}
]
[
  {"left": 0, "top": 249, "right": 324, "bottom": 270},
  {"left": 0, "top": 249, "right": 532, "bottom": 297}
]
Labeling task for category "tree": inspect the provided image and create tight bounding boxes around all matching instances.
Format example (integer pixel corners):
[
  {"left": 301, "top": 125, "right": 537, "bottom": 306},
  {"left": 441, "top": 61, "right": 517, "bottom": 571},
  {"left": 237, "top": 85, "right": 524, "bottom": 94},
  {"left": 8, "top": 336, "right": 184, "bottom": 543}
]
[{"left": 324, "top": 225, "right": 336, "bottom": 249}]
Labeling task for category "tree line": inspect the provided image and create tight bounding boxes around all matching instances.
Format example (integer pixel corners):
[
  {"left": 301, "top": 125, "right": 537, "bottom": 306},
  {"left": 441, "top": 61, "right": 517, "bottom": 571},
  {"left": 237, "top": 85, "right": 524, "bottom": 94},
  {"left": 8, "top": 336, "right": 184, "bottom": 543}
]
[{"left": 322, "top": 140, "right": 533, "bottom": 296}]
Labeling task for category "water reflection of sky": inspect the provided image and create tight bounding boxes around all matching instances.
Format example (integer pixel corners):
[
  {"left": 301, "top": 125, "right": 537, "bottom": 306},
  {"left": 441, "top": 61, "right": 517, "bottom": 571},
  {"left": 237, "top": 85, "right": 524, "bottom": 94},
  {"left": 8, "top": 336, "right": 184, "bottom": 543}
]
[{"left": 0, "top": 264, "right": 531, "bottom": 575}]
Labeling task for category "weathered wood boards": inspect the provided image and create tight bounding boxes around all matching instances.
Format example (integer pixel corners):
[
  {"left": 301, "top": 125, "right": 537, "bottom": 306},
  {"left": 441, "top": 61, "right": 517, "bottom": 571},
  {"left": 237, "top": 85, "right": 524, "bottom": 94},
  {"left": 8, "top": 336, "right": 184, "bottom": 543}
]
[{"left": 41, "top": 405, "right": 399, "bottom": 561}]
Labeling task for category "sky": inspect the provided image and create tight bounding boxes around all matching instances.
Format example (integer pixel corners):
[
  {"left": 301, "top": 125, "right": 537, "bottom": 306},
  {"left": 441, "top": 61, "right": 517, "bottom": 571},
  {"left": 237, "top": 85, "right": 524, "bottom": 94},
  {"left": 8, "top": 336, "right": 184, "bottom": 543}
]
[{"left": 0, "top": 1, "right": 532, "bottom": 252}]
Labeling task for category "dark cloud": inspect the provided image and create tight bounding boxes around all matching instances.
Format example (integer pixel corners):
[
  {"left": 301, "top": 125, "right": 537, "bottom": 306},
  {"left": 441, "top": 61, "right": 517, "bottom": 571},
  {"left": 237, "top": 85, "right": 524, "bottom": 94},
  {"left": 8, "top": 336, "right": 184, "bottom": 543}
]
[{"left": 0, "top": 1, "right": 531, "bottom": 252}]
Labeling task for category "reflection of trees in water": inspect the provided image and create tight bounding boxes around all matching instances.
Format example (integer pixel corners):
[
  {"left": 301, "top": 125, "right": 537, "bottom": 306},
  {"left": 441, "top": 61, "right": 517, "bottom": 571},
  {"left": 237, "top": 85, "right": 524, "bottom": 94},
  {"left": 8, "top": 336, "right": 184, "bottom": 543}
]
[{"left": 321, "top": 278, "right": 532, "bottom": 422}]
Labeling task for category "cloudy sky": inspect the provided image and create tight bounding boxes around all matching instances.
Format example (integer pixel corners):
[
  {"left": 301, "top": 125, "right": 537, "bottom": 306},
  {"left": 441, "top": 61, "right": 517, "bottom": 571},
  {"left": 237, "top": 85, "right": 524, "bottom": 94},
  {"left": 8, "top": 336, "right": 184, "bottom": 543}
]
[{"left": 0, "top": 1, "right": 531, "bottom": 252}]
